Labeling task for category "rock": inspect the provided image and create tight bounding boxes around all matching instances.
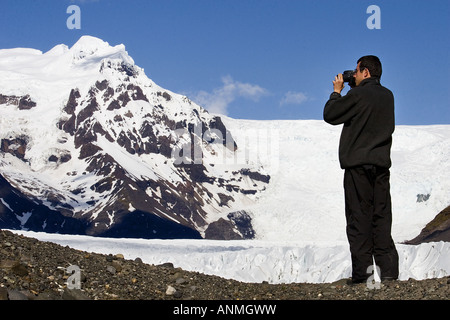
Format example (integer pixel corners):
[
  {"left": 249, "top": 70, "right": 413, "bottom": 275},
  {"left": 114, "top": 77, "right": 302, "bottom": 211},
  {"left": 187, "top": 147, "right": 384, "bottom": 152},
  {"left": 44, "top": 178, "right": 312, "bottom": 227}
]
[
  {"left": 12, "top": 262, "right": 29, "bottom": 277},
  {"left": 166, "top": 285, "right": 177, "bottom": 295},
  {"left": 106, "top": 265, "right": 116, "bottom": 275},
  {"left": 35, "top": 291, "right": 62, "bottom": 300},
  {"left": 173, "top": 290, "right": 183, "bottom": 299},
  {"left": 0, "top": 259, "right": 29, "bottom": 276},
  {"left": 7, "top": 289, "right": 29, "bottom": 300},
  {"left": 176, "top": 277, "right": 187, "bottom": 285},
  {"left": 0, "top": 259, "right": 17, "bottom": 270},
  {"left": 111, "top": 261, "right": 122, "bottom": 273},
  {"left": 204, "top": 218, "right": 243, "bottom": 240},
  {"left": 0, "top": 287, "right": 8, "bottom": 300},
  {"left": 62, "top": 288, "right": 91, "bottom": 300},
  {"left": 158, "top": 262, "right": 174, "bottom": 268},
  {"left": 171, "top": 272, "right": 182, "bottom": 280}
]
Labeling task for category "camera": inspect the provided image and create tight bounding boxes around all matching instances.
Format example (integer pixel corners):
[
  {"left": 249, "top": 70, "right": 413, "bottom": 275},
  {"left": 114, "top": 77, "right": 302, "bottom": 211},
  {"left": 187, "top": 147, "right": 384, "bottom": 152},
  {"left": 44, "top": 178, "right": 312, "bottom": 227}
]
[{"left": 342, "top": 70, "right": 356, "bottom": 88}]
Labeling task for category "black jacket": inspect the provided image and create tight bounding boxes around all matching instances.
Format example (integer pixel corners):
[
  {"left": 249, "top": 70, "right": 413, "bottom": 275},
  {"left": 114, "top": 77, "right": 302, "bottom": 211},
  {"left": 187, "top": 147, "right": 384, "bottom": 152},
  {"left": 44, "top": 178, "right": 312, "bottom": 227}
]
[{"left": 323, "top": 77, "right": 395, "bottom": 169}]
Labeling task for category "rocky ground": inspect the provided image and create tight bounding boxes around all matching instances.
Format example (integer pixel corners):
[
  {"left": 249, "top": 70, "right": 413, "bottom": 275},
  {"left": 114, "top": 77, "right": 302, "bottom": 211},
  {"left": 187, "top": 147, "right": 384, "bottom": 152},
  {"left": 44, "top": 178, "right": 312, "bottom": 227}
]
[{"left": 1, "top": 229, "right": 449, "bottom": 302}]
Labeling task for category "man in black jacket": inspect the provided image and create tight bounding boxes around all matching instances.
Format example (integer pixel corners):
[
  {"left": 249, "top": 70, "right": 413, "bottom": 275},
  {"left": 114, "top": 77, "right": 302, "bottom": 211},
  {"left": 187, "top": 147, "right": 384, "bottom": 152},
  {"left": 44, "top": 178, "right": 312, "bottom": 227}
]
[{"left": 323, "top": 55, "right": 399, "bottom": 284}]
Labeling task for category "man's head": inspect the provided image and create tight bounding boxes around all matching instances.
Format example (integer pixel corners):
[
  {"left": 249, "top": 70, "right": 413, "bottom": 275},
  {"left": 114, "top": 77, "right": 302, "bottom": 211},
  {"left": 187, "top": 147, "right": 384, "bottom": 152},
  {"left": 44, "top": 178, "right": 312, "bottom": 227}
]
[{"left": 354, "top": 55, "right": 382, "bottom": 86}]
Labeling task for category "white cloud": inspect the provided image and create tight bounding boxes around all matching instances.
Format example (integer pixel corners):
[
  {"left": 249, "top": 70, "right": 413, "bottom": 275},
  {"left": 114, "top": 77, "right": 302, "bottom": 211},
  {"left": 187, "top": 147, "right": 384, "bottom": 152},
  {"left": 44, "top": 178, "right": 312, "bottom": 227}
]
[
  {"left": 279, "top": 91, "right": 308, "bottom": 106},
  {"left": 192, "top": 76, "right": 269, "bottom": 115}
]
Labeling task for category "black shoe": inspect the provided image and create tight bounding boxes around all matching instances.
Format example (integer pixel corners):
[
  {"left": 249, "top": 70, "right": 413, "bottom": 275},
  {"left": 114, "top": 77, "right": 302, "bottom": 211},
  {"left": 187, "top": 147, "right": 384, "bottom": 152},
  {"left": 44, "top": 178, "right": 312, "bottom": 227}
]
[
  {"left": 346, "top": 278, "right": 367, "bottom": 286},
  {"left": 381, "top": 277, "right": 397, "bottom": 283}
]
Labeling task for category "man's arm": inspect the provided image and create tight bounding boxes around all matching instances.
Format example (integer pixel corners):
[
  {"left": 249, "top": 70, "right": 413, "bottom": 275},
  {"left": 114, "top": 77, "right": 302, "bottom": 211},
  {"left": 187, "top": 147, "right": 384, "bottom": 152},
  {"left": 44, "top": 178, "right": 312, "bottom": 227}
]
[{"left": 323, "top": 74, "right": 359, "bottom": 125}]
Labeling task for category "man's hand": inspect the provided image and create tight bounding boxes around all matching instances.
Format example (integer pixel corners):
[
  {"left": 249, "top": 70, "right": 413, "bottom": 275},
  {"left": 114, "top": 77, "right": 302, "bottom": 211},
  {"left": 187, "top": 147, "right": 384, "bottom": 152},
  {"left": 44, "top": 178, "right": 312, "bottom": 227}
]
[{"left": 333, "top": 74, "right": 344, "bottom": 94}]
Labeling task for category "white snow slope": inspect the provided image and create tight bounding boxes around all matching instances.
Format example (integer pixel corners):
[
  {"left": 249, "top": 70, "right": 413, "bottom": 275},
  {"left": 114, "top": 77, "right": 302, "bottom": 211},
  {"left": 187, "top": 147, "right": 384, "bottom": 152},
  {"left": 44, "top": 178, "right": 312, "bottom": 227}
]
[{"left": 2, "top": 36, "right": 450, "bottom": 284}]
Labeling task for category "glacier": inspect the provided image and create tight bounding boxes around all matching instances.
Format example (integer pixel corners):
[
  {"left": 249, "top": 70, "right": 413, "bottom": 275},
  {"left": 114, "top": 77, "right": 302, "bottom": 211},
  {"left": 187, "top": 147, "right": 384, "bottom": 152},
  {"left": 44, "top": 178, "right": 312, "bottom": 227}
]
[{"left": 9, "top": 230, "right": 450, "bottom": 284}]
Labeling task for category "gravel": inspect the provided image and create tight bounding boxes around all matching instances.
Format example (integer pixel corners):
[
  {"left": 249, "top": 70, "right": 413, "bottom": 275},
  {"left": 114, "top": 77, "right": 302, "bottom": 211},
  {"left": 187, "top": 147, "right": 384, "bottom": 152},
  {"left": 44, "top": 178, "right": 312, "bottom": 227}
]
[{"left": 1, "top": 229, "right": 449, "bottom": 301}]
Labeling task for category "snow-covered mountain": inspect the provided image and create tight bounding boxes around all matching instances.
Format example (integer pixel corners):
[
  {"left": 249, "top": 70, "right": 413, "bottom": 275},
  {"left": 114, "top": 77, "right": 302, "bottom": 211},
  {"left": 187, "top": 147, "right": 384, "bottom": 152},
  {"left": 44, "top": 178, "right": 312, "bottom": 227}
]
[
  {"left": 1, "top": 36, "right": 449, "bottom": 245},
  {"left": 0, "top": 36, "right": 269, "bottom": 239}
]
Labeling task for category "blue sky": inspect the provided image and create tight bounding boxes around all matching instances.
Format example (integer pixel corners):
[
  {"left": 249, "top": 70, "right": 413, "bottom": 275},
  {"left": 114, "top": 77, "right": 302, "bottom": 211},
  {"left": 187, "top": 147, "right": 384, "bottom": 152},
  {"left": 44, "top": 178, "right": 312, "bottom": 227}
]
[{"left": 1, "top": 0, "right": 449, "bottom": 125}]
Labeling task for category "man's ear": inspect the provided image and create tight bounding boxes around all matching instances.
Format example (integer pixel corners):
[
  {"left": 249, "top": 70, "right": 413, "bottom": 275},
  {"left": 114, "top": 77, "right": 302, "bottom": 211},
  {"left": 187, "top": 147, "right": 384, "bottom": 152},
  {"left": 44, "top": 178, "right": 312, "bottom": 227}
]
[{"left": 363, "top": 68, "right": 371, "bottom": 78}]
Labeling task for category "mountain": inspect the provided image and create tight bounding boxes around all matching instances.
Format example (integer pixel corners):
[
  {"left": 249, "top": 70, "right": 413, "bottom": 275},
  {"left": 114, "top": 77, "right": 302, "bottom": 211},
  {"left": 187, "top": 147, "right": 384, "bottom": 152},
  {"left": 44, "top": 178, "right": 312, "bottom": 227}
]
[
  {"left": 1, "top": 36, "right": 449, "bottom": 244},
  {"left": 0, "top": 36, "right": 269, "bottom": 239}
]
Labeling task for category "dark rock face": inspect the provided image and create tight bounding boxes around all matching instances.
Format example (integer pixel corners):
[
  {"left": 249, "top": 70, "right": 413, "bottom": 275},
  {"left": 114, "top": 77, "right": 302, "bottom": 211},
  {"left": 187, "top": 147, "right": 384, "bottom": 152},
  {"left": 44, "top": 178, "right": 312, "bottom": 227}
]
[
  {"left": 228, "top": 211, "right": 255, "bottom": 239},
  {"left": 0, "top": 59, "right": 269, "bottom": 240},
  {"left": 0, "top": 175, "right": 87, "bottom": 235},
  {"left": 0, "top": 94, "right": 36, "bottom": 110},
  {"left": 205, "top": 218, "right": 242, "bottom": 240},
  {"left": 204, "top": 211, "right": 255, "bottom": 240},
  {"left": 1, "top": 136, "right": 29, "bottom": 160},
  {"left": 405, "top": 205, "right": 450, "bottom": 244},
  {"left": 98, "top": 210, "right": 202, "bottom": 239}
]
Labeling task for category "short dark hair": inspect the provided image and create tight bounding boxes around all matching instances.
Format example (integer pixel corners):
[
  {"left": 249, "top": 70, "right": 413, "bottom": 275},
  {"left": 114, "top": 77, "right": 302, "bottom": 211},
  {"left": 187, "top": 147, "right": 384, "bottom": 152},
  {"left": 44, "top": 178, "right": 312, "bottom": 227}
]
[{"left": 357, "top": 55, "right": 382, "bottom": 78}]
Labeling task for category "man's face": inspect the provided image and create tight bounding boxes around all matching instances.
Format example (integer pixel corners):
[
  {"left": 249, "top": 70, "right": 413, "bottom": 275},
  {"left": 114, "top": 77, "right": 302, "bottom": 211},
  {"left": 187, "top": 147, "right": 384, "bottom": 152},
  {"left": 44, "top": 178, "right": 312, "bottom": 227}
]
[{"left": 354, "top": 62, "right": 366, "bottom": 87}]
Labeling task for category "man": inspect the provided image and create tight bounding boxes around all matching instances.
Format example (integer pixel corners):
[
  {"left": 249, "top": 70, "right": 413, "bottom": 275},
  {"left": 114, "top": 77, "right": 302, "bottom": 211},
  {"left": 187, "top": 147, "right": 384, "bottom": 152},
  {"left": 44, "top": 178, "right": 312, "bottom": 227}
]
[{"left": 323, "top": 55, "right": 399, "bottom": 284}]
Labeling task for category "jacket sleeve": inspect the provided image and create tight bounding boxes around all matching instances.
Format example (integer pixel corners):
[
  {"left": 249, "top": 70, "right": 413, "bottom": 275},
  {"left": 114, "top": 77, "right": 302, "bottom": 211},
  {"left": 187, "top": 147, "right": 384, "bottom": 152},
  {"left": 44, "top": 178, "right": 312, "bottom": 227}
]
[{"left": 323, "top": 90, "right": 360, "bottom": 125}]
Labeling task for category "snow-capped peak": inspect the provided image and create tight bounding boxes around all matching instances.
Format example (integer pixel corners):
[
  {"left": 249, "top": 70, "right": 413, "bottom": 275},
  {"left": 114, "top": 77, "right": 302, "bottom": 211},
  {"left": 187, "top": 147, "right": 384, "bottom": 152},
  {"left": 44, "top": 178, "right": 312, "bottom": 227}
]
[
  {"left": 70, "top": 35, "right": 110, "bottom": 54},
  {"left": 68, "top": 35, "right": 134, "bottom": 67}
]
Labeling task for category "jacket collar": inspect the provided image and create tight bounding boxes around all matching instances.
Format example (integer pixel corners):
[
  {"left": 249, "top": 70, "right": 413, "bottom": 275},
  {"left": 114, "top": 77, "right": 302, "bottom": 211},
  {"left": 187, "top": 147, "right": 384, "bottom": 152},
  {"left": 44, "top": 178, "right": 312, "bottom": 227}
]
[{"left": 359, "top": 77, "right": 381, "bottom": 87}]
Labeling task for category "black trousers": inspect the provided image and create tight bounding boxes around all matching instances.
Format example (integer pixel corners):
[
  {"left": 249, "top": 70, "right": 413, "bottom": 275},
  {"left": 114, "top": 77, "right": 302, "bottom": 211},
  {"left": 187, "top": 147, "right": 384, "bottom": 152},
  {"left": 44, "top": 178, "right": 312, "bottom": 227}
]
[{"left": 344, "top": 165, "right": 399, "bottom": 282}]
